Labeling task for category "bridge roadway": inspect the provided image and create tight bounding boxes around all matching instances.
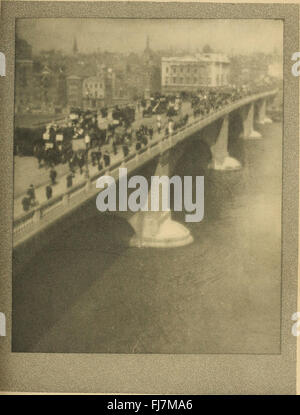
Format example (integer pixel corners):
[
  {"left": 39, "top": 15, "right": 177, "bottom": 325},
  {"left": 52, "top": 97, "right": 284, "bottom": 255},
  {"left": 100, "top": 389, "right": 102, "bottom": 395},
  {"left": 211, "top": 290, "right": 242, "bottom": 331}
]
[{"left": 13, "top": 89, "right": 277, "bottom": 248}]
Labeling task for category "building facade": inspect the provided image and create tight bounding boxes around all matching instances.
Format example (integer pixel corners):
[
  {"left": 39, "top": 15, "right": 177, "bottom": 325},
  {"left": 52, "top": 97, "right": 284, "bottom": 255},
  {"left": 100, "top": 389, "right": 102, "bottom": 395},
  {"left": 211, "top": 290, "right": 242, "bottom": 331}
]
[
  {"left": 161, "top": 53, "right": 230, "bottom": 93},
  {"left": 66, "top": 75, "right": 83, "bottom": 108},
  {"left": 82, "top": 76, "right": 106, "bottom": 109},
  {"left": 15, "top": 37, "right": 34, "bottom": 113},
  {"left": 81, "top": 65, "right": 115, "bottom": 109}
]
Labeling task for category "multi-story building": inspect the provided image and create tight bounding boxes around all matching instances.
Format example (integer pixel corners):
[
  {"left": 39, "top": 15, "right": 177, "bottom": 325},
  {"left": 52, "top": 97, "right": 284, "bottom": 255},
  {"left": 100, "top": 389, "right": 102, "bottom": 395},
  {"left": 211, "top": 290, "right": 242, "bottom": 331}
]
[
  {"left": 161, "top": 53, "right": 230, "bottom": 93},
  {"left": 82, "top": 76, "right": 106, "bottom": 109},
  {"left": 15, "top": 37, "right": 34, "bottom": 113},
  {"left": 123, "top": 37, "right": 161, "bottom": 101},
  {"left": 66, "top": 75, "right": 83, "bottom": 109},
  {"left": 82, "top": 65, "right": 114, "bottom": 109}
]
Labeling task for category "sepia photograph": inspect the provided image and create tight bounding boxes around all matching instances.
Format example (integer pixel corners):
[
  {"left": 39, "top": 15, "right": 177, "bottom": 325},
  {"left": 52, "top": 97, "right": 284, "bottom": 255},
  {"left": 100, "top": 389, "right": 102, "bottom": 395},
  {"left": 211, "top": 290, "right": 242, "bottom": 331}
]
[{"left": 11, "top": 17, "right": 284, "bottom": 355}]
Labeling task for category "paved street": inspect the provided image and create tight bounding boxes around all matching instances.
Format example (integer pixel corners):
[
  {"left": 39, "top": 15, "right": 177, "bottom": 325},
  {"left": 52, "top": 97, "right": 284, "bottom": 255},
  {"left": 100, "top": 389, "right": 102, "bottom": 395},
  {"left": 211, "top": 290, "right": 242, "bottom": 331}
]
[{"left": 14, "top": 102, "right": 191, "bottom": 219}]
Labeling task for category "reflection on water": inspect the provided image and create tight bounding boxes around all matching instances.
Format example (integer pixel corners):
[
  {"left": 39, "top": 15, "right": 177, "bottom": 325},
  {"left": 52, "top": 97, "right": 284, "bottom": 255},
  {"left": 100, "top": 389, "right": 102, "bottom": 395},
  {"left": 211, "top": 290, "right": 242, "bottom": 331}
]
[{"left": 13, "top": 122, "right": 282, "bottom": 354}]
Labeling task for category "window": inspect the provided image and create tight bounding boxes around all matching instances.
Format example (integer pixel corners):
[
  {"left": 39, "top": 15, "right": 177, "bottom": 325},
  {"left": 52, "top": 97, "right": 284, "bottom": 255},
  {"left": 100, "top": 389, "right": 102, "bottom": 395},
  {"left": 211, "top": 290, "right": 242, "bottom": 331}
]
[
  {"left": 166, "top": 67, "right": 169, "bottom": 73},
  {"left": 173, "top": 77, "right": 176, "bottom": 83}
]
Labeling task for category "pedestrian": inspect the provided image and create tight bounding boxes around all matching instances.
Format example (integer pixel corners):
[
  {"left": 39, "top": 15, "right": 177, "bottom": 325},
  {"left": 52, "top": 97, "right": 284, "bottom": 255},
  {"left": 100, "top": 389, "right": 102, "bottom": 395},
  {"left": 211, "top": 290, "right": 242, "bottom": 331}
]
[
  {"left": 46, "top": 184, "right": 52, "bottom": 200},
  {"left": 142, "top": 135, "right": 148, "bottom": 146},
  {"left": 103, "top": 150, "right": 110, "bottom": 167},
  {"left": 98, "top": 159, "right": 103, "bottom": 171},
  {"left": 36, "top": 146, "right": 44, "bottom": 168},
  {"left": 66, "top": 173, "right": 73, "bottom": 188},
  {"left": 50, "top": 167, "right": 57, "bottom": 185},
  {"left": 157, "top": 115, "right": 162, "bottom": 134},
  {"left": 168, "top": 119, "right": 174, "bottom": 135},
  {"left": 136, "top": 140, "right": 141, "bottom": 151},
  {"left": 84, "top": 132, "right": 91, "bottom": 150},
  {"left": 22, "top": 196, "right": 31, "bottom": 212},
  {"left": 68, "top": 158, "right": 75, "bottom": 175},
  {"left": 149, "top": 127, "right": 153, "bottom": 140},
  {"left": 27, "top": 184, "right": 36, "bottom": 204},
  {"left": 78, "top": 154, "right": 84, "bottom": 175},
  {"left": 112, "top": 138, "right": 118, "bottom": 155},
  {"left": 95, "top": 150, "right": 102, "bottom": 164},
  {"left": 91, "top": 151, "right": 97, "bottom": 166},
  {"left": 122, "top": 143, "right": 129, "bottom": 157}
]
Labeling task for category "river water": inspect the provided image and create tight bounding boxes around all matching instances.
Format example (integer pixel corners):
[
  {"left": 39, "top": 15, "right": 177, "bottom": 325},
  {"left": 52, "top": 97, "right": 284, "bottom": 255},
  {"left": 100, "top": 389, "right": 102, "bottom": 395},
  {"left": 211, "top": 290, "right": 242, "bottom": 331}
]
[{"left": 13, "top": 121, "right": 282, "bottom": 354}]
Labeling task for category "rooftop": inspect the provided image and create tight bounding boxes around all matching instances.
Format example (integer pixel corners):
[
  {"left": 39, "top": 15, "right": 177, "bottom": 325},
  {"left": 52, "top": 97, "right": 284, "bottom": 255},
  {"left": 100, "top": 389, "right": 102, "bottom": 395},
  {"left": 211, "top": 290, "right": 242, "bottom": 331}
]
[{"left": 162, "top": 53, "right": 230, "bottom": 64}]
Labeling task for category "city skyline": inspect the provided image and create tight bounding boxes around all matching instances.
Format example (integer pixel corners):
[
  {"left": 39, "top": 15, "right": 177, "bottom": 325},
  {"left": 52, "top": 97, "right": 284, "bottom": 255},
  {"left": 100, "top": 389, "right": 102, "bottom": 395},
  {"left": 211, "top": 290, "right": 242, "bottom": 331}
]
[{"left": 17, "top": 18, "right": 282, "bottom": 56}]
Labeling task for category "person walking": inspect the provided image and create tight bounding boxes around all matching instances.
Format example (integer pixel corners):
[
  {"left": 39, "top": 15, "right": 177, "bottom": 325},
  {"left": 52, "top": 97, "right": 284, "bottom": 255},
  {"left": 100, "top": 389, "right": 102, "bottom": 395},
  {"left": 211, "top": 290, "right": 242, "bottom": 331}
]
[
  {"left": 50, "top": 167, "right": 57, "bottom": 185},
  {"left": 112, "top": 137, "right": 118, "bottom": 155},
  {"left": 148, "top": 127, "right": 153, "bottom": 140},
  {"left": 22, "top": 196, "right": 31, "bottom": 212},
  {"left": 66, "top": 173, "right": 73, "bottom": 188},
  {"left": 103, "top": 150, "right": 110, "bottom": 167},
  {"left": 27, "top": 184, "right": 36, "bottom": 203},
  {"left": 157, "top": 115, "right": 162, "bottom": 134},
  {"left": 84, "top": 132, "right": 91, "bottom": 150},
  {"left": 168, "top": 119, "right": 174, "bottom": 135},
  {"left": 46, "top": 184, "right": 52, "bottom": 200},
  {"left": 91, "top": 151, "right": 97, "bottom": 166},
  {"left": 78, "top": 153, "right": 84, "bottom": 175}
]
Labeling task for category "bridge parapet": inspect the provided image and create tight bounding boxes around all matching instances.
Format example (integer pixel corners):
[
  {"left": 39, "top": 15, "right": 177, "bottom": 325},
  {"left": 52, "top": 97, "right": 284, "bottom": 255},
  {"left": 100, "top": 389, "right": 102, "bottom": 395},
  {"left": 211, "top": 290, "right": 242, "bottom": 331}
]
[{"left": 13, "top": 89, "right": 278, "bottom": 248}]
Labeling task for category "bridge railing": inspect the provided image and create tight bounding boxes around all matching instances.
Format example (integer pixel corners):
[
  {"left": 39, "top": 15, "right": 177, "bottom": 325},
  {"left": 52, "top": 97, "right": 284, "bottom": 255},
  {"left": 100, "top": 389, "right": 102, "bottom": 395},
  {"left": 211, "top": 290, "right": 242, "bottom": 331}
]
[{"left": 13, "top": 89, "right": 278, "bottom": 247}]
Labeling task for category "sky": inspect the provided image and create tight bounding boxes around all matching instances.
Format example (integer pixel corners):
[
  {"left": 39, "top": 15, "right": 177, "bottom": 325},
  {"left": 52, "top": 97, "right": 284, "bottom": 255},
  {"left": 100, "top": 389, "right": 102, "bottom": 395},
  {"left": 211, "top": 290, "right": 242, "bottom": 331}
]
[{"left": 16, "top": 18, "right": 283, "bottom": 56}]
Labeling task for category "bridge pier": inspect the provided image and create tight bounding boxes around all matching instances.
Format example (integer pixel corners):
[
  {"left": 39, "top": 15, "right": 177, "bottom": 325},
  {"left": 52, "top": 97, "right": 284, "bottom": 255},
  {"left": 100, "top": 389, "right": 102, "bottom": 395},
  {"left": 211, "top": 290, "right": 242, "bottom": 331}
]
[
  {"left": 208, "top": 115, "right": 241, "bottom": 171},
  {"left": 128, "top": 149, "right": 194, "bottom": 248},
  {"left": 257, "top": 99, "right": 272, "bottom": 124},
  {"left": 241, "top": 103, "right": 262, "bottom": 139}
]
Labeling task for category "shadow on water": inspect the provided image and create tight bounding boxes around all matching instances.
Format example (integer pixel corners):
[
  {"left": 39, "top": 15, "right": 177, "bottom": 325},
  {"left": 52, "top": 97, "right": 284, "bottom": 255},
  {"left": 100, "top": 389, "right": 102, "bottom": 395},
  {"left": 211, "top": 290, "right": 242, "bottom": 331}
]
[
  {"left": 12, "top": 158, "right": 160, "bottom": 351},
  {"left": 171, "top": 114, "right": 245, "bottom": 225},
  {"left": 12, "top": 126, "right": 244, "bottom": 352},
  {"left": 12, "top": 203, "right": 133, "bottom": 351}
]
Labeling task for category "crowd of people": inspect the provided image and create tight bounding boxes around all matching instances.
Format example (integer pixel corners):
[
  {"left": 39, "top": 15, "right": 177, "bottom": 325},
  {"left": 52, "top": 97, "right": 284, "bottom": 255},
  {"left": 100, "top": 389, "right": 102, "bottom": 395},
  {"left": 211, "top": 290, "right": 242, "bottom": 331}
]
[
  {"left": 189, "top": 82, "right": 275, "bottom": 118},
  {"left": 20, "top": 81, "right": 277, "bottom": 212}
]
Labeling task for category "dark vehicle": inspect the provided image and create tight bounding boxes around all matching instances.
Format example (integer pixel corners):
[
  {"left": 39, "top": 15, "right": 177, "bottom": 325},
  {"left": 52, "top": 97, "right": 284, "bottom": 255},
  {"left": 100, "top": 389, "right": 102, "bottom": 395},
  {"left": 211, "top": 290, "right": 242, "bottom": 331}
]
[
  {"left": 14, "top": 127, "right": 45, "bottom": 156},
  {"left": 167, "top": 107, "right": 177, "bottom": 117},
  {"left": 152, "top": 98, "right": 167, "bottom": 115}
]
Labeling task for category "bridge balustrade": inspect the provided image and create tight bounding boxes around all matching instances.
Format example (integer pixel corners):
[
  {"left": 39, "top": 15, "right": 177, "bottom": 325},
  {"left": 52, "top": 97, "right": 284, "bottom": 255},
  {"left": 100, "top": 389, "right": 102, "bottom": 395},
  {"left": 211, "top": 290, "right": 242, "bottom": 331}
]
[{"left": 13, "top": 89, "right": 278, "bottom": 247}]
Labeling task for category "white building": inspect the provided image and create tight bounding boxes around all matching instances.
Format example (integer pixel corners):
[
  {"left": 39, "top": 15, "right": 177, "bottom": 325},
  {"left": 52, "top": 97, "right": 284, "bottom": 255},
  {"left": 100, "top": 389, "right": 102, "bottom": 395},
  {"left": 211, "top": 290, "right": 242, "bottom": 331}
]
[
  {"left": 82, "top": 76, "right": 106, "bottom": 109},
  {"left": 161, "top": 53, "right": 230, "bottom": 93}
]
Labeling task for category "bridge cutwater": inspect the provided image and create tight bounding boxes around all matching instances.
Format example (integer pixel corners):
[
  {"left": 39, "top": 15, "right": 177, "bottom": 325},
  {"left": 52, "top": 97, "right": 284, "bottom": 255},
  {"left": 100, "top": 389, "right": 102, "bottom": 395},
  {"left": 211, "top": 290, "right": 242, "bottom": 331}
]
[{"left": 13, "top": 89, "right": 277, "bottom": 250}]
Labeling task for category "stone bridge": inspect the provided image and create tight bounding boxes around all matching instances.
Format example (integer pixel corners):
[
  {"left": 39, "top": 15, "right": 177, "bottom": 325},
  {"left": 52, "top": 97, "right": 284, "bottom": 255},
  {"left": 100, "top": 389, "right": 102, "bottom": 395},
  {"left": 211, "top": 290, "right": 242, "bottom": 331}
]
[{"left": 13, "top": 89, "right": 278, "bottom": 250}]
